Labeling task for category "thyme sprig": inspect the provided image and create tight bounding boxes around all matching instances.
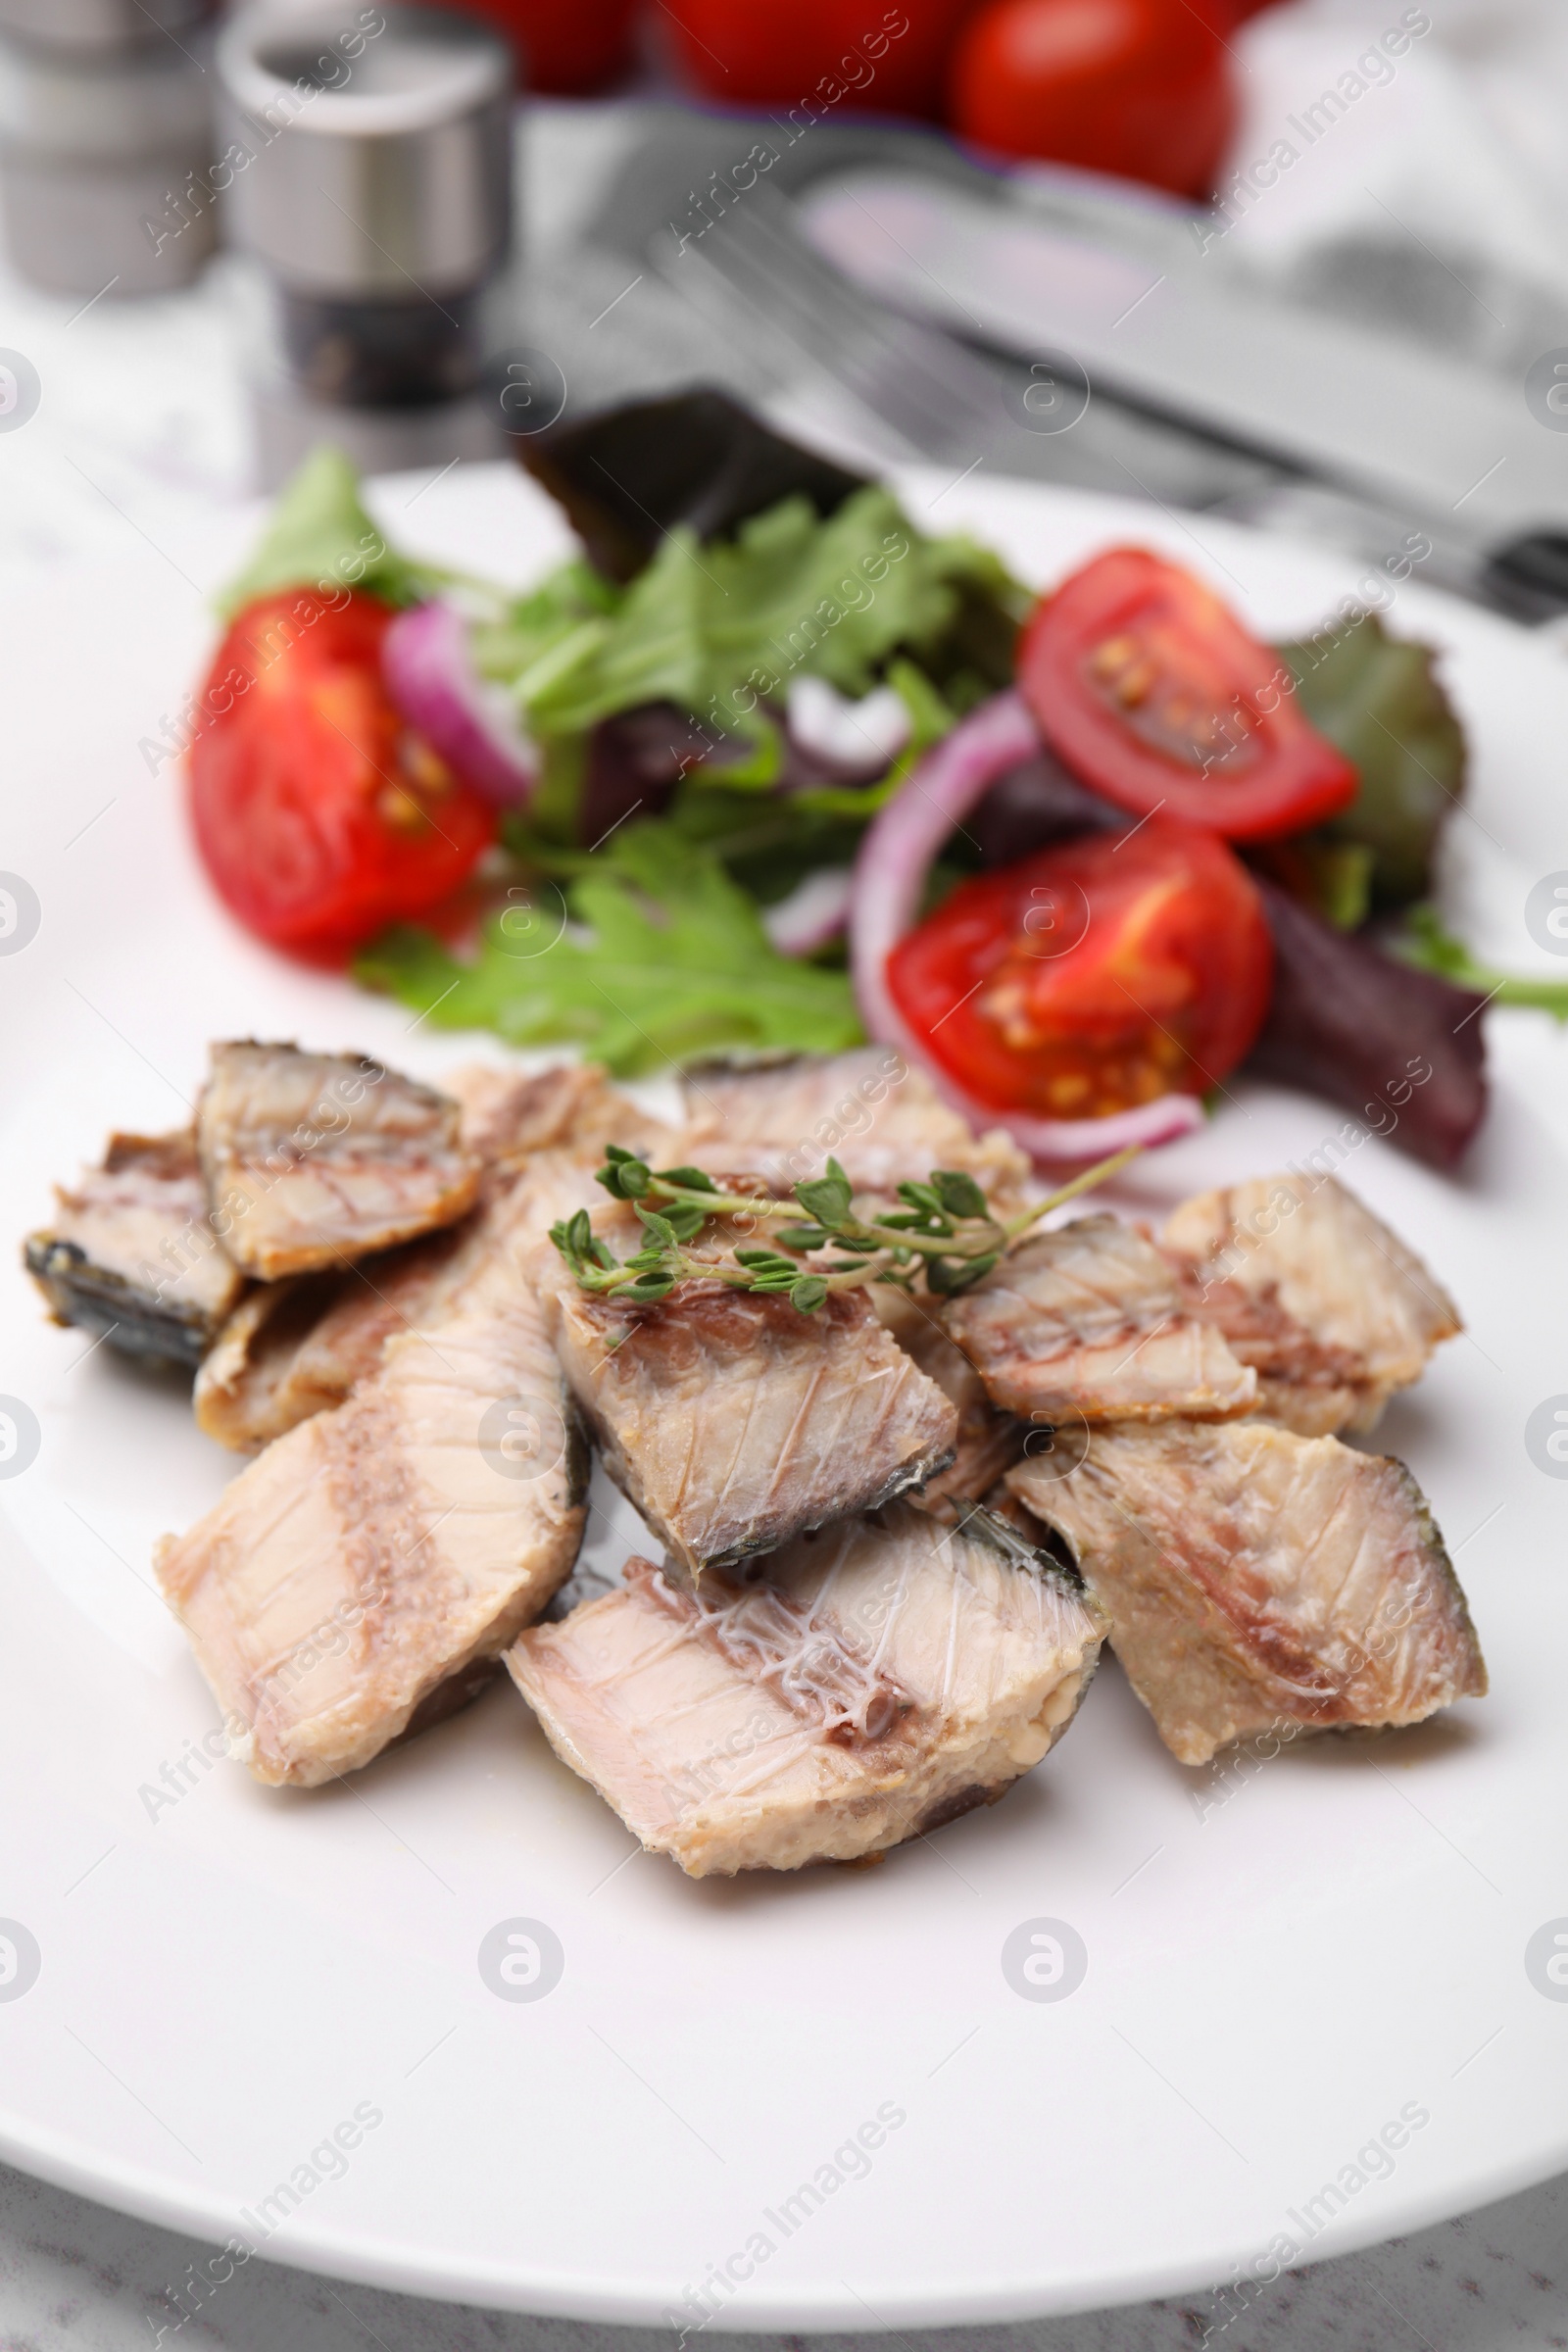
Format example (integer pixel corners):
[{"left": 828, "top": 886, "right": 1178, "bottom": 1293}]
[{"left": 548, "top": 1142, "right": 1143, "bottom": 1313}]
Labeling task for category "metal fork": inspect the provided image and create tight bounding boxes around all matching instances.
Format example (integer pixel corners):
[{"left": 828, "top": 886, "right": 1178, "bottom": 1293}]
[
  {"left": 650, "top": 181, "right": 1012, "bottom": 467},
  {"left": 648, "top": 180, "right": 1287, "bottom": 512}
]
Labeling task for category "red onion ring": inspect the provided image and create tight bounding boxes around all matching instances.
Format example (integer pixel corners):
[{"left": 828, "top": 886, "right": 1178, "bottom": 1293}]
[
  {"left": 383, "top": 600, "right": 540, "bottom": 809},
  {"left": 850, "top": 689, "right": 1204, "bottom": 1165}
]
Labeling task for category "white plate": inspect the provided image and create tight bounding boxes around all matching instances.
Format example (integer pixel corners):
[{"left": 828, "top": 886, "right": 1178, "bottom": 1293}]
[{"left": 3, "top": 463, "right": 1567, "bottom": 2333}]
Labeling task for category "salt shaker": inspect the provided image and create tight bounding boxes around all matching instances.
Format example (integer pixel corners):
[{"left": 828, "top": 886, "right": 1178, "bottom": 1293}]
[
  {"left": 217, "top": 1, "right": 515, "bottom": 485},
  {"left": 0, "top": 0, "right": 217, "bottom": 296}
]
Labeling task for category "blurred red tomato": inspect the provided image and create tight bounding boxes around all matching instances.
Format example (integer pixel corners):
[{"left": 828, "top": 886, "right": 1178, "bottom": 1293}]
[
  {"left": 661, "top": 0, "right": 983, "bottom": 119},
  {"left": 426, "top": 0, "right": 639, "bottom": 93},
  {"left": 950, "top": 0, "right": 1236, "bottom": 199},
  {"left": 189, "top": 594, "right": 495, "bottom": 958}
]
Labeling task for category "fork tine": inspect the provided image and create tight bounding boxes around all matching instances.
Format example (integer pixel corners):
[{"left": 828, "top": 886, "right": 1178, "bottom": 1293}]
[{"left": 656, "top": 184, "right": 1006, "bottom": 461}]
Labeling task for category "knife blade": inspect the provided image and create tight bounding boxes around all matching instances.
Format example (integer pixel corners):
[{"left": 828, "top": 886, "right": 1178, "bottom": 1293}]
[{"left": 798, "top": 170, "right": 1567, "bottom": 553}]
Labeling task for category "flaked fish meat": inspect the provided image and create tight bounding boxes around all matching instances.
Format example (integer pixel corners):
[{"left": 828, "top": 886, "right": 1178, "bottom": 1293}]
[
  {"left": 193, "top": 1059, "right": 652, "bottom": 1453},
  {"left": 1008, "top": 1418, "right": 1486, "bottom": 1765},
  {"left": 869, "top": 1285, "right": 1026, "bottom": 1515},
  {"left": 678, "top": 1048, "right": 1030, "bottom": 1201},
  {"left": 445, "top": 1058, "right": 675, "bottom": 1167},
  {"left": 158, "top": 1185, "right": 587, "bottom": 1785},
  {"left": 196, "top": 1041, "right": 481, "bottom": 1281},
  {"left": 1163, "top": 1172, "right": 1460, "bottom": 1435},
  {"left": 193, "top": 1226, "right": 473, "bottom": 1452},
  {"left": 194, "top": 1143, "right": 613, "bottom": 1453},
  {"left": 533, "top": 1222, "right": 958, "bottom": 1577},
  {"left": 508, "top": 1500, "right": 1103, "bottom": 1876},
  {"left": 945, "top": 1214, "right": 1257, "bottom": 1428},
  {"left": 25, "top": 1129, "right": 245, "bottom": 1369}
]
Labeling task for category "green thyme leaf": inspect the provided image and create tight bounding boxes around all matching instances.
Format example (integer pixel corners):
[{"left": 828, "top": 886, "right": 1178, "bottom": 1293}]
[
  {"left": 774, "top": 1224, "right": 831, "bottom": 1252},
  {"left": 622, "top": 1274, "right": 676, "bottom": 1302},
  {"left": 795, "top": 1161, "right": 854, "bottom": 1229},
  {"left": 931, "top": 1169, "right": 990, "bottom": 1220},
  {"left": 926, "top": 1252, "right": 1000, "bottom": 1297}
]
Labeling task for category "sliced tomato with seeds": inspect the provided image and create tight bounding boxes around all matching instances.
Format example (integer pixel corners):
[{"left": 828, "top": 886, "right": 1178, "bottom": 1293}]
[
  {"left": 188, "top": 591, "right": 495, "bottom": 959},
  {"left": 886, "top": 816, "right": 1272, "bottom": 1119},
  {"left": 1017, "top": 547, "right": 1359, "bottom": 842}
]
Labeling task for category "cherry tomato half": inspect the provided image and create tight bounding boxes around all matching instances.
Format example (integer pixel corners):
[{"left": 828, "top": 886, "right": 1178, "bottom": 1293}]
[
  {"left": 661, "top": 0, "right": 981, "bottom": 120},
  {"left": 950, "top": 0, "right": 1235, "bottom": 200},
  {"left": 188, "top": 592, "right": 495, "bottom": 959},
  {"left": 887, "top": 817, "right": 1272, "bottom": 1119},
  {"left": 1017, "top": 548, "right": 1359, "bottom": 842}
]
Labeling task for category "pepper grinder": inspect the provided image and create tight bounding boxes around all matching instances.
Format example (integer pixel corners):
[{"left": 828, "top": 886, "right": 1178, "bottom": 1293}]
[
  {"left": 217, "top": 1, "right": 515, "bottom": 487},
  {"left": 0, "top": 0, "right": 217, "bottom": 296}
]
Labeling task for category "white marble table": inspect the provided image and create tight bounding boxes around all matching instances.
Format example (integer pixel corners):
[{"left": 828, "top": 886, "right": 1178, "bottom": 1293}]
[
  {"left": 2, "top": 91, "right": 1566, "bottom": 2352},
  {"left": 2, "top": 2153, "right": 1567, "bottom": 2349}
]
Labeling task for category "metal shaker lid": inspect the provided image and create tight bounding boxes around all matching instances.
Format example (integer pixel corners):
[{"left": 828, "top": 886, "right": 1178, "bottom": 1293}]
[
  {"left": 0, "top": 0, "right": 211, "bottom": 56},
  {"left": 218, "top": 3, "right": 512, "bottom": 299}
]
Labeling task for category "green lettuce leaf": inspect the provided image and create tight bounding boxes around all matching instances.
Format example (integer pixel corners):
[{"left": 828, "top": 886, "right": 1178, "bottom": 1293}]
[
  {"left": 215, "top": 447, "right": 451, "bottom": 617},
  {"left": 1394, "top": 905, "right": 1568, "bottom": 1017},
  {"left": 1279, "top": 612, "right": 1466, "bottom": 906},
  {"left": 356, "top": 823, "right": 864, "bottom": 1075},
  {"left": 496, "top": 486, "right": 1028, "bottom": 737}
]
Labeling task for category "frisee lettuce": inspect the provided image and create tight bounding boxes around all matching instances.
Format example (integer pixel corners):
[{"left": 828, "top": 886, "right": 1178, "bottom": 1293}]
[
  {"left": 471, "top": 485, "right": 1028, "bottom": 737},
  {"left": 357, "top": 823, "right": 864, "bottom": 1075},
  {"left": 215, "top": 446, "right": 460, "bottom": 618}
]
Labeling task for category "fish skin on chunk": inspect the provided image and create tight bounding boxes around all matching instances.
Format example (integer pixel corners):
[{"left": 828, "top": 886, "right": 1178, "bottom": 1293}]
[
  {"left": 158, "top": 1178, "right": 589, "bottom": 1786},
  {"left": 1162, "top": 1173, "right": 1461, "bottom": 1435},
  {"left": 507, "top": 1502, "right": 1104, "bottom": 1877},
  {"left": 196, "top": 1041, "right": 482, "bottom": 1281},
  {"left": 677, "top": 1048, "right": 1031, "bottom": 1202},
  {"left": 945, "top": 1215, "right": 1258, "bottom": 1428},
  {"left": 1007, "top": 1419, "right": 1486, "bottom": 1767},
  {"left": 534, "top": 1231, "right": 959, "bottom": 1578},
  {"left": 24, "top": 1129, "right": 245, "bottom": 1369}
]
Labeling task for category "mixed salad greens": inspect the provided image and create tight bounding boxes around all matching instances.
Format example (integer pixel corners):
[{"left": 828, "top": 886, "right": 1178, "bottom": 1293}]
[{"left": 187, "top": 391, "right": 1566, "bottom": 1171}]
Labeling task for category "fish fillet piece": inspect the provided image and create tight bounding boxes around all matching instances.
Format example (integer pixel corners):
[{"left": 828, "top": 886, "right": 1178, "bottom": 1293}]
[
  {"left": 678, "top": 1048, "right": 1030, "bottom": 1201},
  {"left": 534, "top": 1236, "right": 958, "bottom": 1577},
  {"left": 1162, "top": 1173, "right": 1461, "bottom": 1434},
  {"left": 25, "top": 1129, "right": 245, "bottom": 1369},
  {"left": 193, "top": 1226, "right": 472, "bottom": 1451},
  {"left": 158, "top": 1241, "right": 587, "bottom": 1786},
  {"left": 193, "top": 1149, "right": 608, "bottom": 1451},
  {"left": 1008, "top": 1419, "right": 1486, "bottom": 1766},
  {"left": 869, "top": 1285, "right": 1025, "bottom": 1516},
  {"left": 508, "top": 1501, "right": 1103, "bottom": 1876},
  {"left": 945, "top": 1215, "right": 1257, "bottom": 1426},
  {"left": 1164, "top": 1263, "right": 1372, "bottom": 1440},
  {"left": 196, "top": 1041, "right": 482, "bottom": 1280},
  {"left": 444, "top": 1059, "right": 674, "bottom": 1166}
]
